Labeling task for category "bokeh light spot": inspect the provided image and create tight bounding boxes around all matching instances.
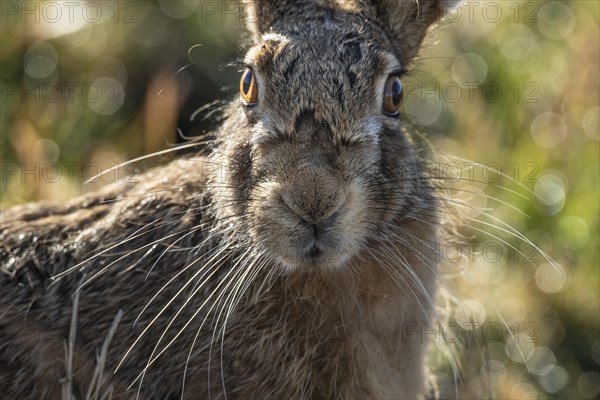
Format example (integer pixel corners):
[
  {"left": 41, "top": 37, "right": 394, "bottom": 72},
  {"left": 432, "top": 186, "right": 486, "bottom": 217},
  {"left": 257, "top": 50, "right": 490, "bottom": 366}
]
[
  {"left": 535, "top": 263, "right": 567, "bottom": 293},
  {"left": 500, "top": 25, "right": 536, "bottom": 61},
  {"left": 558, "top": 215, "right": 590, "bottom": 250},
  {"left": 506, "top": 334, "right": 535, "bottom": 362},
  {"left": 33, "top": 139, "right": 60, "bottom": 163},
  {"left": 578, "top": 372, "right": 600, "bottom": 398},
  {"left": 537, "top": 2, "right": 576, "bottom": 40},
  {"left": 531, "top": 112, "right": 567, "bottom": 148},
  {"left": 510, "top": 382, "right": 537, "bottom": 399},
  {"left": 455, "top": 300, "right": 486, "bottom": 329},
  {"left": 582, "top": 106, "right": 600, "bottom": 141},
  {"left": 24, "top": 42, "right": 58, "bottom": 79},
  {"left": 87, "top": 77, "right": 125, "bottom": 115},
  {"left": 535, "top": 173, "right": 566, "bottom": 212},
  {"left": 451, "top": 52, "right": 488, "bottom": 87},
  {"left": 539, "top": 365, "right": 569, "bottom": 393},
  {"left": 528, "top": 346, "right": 557, "bottom": 375},
  {"left": 470, "top": 257, "right": 507, "bottom": 285},
  {"left": 404, "top": 90, "right": 443, "bottom": 125}
]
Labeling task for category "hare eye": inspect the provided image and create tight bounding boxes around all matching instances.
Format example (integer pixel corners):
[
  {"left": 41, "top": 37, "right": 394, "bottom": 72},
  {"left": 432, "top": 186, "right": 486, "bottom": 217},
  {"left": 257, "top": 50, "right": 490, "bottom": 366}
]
[
  {"left": 383, "top": 76, "right": 403, "bottom": 116},
  {"left": 240, "top": 68, "right": 259, "bottom": 106}
]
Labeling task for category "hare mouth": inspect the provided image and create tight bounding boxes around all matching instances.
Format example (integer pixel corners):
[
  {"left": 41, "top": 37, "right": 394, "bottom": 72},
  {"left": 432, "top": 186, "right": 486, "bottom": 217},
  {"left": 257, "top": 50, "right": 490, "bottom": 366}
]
[
  {"left": 273, "top": 225, "right": 355, "bottom": 269},
  {"left": 300, "top": 235, "right": 337, "bottom": 262}
]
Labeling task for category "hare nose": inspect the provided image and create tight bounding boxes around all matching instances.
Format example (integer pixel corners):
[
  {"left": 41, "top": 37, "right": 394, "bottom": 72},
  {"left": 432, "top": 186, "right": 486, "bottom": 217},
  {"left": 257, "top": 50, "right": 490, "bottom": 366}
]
[{"left": 280, "top": 189, "right": 344, "bottom": 227}]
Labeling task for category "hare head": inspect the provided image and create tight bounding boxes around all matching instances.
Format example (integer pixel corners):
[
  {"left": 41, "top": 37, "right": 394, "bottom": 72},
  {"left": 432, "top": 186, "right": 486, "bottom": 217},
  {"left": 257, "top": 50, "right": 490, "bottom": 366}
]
[{"left": 211, "top": 0, "right": 459, "bottom": 270}]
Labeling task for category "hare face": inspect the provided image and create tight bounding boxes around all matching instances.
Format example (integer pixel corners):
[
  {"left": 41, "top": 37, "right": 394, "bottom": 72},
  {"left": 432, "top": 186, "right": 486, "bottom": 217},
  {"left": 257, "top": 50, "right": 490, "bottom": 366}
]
[{"left": 217, "top": 25, "right": 437, "bottom": 270}]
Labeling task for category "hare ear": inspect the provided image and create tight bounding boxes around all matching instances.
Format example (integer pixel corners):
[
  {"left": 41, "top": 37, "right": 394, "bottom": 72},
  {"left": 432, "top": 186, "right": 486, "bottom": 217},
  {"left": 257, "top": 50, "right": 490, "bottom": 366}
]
[
  {"left": 242, "top": 0, "right": 286, "bottom": 40},
  {"left": 365, "top": 0, "right": 462, "bottom": 63},
  {"left": 242, "top": 0, "right": 463, "bottom": 62}
]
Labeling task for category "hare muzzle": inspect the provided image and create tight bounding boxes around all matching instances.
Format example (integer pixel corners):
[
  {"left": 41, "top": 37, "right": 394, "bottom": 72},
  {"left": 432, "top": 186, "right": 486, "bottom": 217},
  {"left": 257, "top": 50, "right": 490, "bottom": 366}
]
[{"left": 279, "top": 164, "right": 346, "bottom": 260}]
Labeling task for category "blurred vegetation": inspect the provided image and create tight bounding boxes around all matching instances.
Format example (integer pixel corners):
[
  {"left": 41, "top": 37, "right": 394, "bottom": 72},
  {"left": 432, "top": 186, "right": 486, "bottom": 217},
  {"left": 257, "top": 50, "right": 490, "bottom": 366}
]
[{"left": 0, "top": 1, "right": 598, "bottom": 399}]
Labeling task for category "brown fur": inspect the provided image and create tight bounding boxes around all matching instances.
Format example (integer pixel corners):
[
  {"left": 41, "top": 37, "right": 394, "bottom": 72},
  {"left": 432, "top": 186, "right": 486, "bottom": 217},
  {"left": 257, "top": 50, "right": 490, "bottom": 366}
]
[{"left": 1, "top": 1, "right": 459, "bottom": 398}]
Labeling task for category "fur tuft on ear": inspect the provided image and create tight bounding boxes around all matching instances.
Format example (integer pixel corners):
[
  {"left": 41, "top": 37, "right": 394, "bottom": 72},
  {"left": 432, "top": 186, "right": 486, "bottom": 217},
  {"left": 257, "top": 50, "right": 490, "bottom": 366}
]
[
  {"left": 243, "top": 0, "right": 462, "bottom": 64},
  {"left": 241, "top": 0, "right": 291, "bottom": 41},
  {"left": 361, "top": 0, "right": 462, "bottom": 64}
]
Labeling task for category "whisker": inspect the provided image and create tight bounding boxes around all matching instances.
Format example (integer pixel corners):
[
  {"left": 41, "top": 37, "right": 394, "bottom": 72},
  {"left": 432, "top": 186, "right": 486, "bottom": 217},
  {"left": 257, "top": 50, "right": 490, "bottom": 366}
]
[
  {"left": 83, "top": 144, "right": 209, "bottom": 185},
  {"left": 129, "top": 246, "right": 256, "bottom": 392}
]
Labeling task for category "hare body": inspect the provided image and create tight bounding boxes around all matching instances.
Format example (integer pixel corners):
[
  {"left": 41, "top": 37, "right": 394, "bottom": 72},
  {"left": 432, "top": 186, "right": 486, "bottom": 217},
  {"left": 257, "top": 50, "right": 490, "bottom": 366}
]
[
  {"left": 1, "top": 157, "right": 436, "bottom": 399},
  {"left": 1, "top": 1, "right": 458, "bottom": 398}
]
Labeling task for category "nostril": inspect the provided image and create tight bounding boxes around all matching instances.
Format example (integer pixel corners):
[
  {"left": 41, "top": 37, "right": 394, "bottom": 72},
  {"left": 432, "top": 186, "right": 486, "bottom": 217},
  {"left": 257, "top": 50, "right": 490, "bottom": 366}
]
[
  {"left": 319, "top": 210, "right": 339, "bottom": 230},
  {"left": 280, "top": 191, "right": 308, "bottom": 221},
  {"left": 312, "top": 210, "right": 339, "bottom": 240}
]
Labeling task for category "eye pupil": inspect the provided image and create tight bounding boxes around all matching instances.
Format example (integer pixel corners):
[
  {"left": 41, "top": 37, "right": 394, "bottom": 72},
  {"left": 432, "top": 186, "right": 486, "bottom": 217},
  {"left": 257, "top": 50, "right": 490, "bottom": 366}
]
[
  {"left": 240, "top": 68, "right": 258, "bottom": 105},
  {"left": 391, "top": 80, "right": 402, "bottom": 105},
  {"left": 383, "top": 76, "right": 403, "bottom": 116},
  {"left": 242, "top": 72, "right": 253, "bottom": 95}
]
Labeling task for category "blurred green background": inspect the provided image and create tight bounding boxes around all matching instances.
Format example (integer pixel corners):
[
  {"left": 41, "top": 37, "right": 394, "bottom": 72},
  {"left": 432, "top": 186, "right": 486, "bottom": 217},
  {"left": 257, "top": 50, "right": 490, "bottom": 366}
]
[{"left": 0, "top": 1, "right": 598, "bottom": 399}]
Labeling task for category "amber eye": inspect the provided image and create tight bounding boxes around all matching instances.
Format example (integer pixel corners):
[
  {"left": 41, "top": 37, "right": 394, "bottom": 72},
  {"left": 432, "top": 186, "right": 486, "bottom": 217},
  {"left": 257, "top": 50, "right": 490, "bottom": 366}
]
[
  {"left": 383, "top": 76, "right": 403, "bottom": 116},
  {"left": 240, "top": 68, "right": 259, "bottom": 106}
]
